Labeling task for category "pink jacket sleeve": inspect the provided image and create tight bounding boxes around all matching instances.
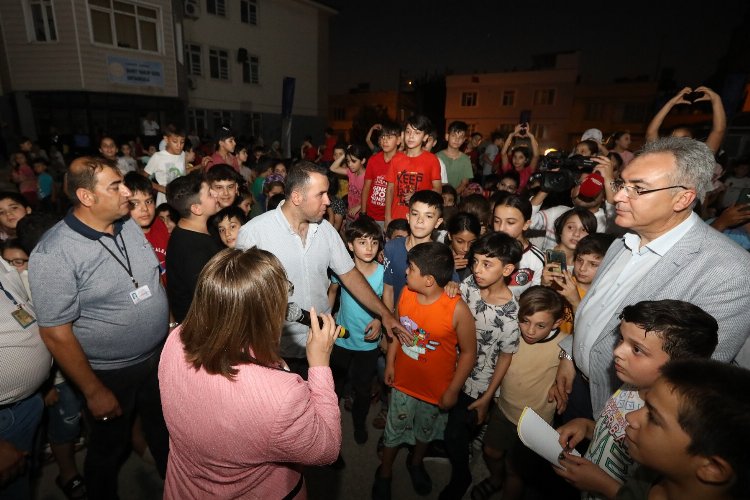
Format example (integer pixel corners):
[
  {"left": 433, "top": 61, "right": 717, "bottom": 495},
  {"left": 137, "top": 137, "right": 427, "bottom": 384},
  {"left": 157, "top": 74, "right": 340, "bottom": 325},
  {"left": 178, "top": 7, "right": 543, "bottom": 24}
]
[{"left": 268, "top": 366, "right": 341, "bottom": 465}]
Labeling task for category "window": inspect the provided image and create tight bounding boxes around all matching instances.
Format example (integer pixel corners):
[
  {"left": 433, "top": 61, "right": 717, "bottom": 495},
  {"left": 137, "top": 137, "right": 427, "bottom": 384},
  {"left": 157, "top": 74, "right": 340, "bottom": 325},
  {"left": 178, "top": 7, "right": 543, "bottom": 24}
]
[
  {"left": 585, "top": 102, "right": 605, "bottom": 121},
  {"left": 240, "top": 0, "right": 257, "bottom": 25},
  {"left": 333, "top": 107, "right": 345, "bottom": 120},
  {"left": 242, "top": 55, "right": 259, "bottom": 84},
  {"left": 501, "top": 90, "right": 515, "bottom": 107},
  {"left": 461, "top": 92, "right": 478, "bottom": 107},
  {"left": 533, "top": 89, "right": 556, "bottom": 106},
  {"left": 209, "top": 48, "right": 229, "bottom": 80},
  {"left": 89, "top": 0, "right": 159, "bottom": 52},
  {"left": 27, "top": 0, "right": 57, "bottom": 41},
  {"left": 531, "top": 123, "right": 546, "bottom": 139},
  {"left": 188, "top": 108, "right": 207, "bottom": 135},
  {"left": 185, "top": 43, "right": 202, "bottom": 76},
  {"left": 212, "top": 110, "right": 232, "bottom": 128},
  {"left": 206, "top": 0, "right": 225, "bottom": 16}
]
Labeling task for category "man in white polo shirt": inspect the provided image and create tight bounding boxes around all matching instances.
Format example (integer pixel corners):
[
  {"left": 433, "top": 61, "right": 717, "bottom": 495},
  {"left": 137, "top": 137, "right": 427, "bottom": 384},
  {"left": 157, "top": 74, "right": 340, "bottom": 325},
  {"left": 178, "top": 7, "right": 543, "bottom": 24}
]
[
  {"left": 236, "top": 161, "right": 407, "bottom": 377},
  {"left": 554, "top": 137, "right": 750, "bottom": 419}
]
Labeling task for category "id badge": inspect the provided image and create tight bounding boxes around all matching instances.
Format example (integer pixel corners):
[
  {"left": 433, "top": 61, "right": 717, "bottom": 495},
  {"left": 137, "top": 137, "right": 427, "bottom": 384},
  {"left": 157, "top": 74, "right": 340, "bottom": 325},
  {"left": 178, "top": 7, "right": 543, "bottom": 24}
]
[
  {"left": 129, "top": 285, "right": 152, "bottom": 305},
  {"left": 12, "top": 305, "right": 36, "bottom": 328}
]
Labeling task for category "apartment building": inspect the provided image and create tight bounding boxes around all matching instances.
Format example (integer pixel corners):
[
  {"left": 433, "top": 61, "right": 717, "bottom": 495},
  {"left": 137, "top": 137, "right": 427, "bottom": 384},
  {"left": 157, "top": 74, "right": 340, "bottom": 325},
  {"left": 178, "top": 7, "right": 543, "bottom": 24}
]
[{"left": 0, "top": 0, "right": 335, "bottom": 153}]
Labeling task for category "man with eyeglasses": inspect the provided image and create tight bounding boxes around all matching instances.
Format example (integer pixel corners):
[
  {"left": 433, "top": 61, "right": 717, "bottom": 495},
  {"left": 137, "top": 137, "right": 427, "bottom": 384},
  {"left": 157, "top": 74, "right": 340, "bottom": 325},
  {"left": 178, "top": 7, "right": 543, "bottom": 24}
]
[{"left": 551, "top": 137, "right": 750, "bottom": 421}]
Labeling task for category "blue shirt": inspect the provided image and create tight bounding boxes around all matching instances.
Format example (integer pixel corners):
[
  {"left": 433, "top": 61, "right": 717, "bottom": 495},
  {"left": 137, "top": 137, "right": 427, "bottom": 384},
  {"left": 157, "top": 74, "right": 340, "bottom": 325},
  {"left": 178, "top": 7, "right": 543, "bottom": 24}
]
[
  {"left": 334, "top": 264, "right": 384, "bottom": 351},
  {"left": 37, "top": 172, "right": 53, "bottom": 198}
]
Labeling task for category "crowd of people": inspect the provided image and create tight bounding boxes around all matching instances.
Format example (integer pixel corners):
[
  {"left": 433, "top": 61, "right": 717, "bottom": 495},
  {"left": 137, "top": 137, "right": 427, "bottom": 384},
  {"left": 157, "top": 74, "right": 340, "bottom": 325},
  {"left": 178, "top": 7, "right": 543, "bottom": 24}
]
[{"left": 1, "top": 84, "right": 750, "bottom": 500}]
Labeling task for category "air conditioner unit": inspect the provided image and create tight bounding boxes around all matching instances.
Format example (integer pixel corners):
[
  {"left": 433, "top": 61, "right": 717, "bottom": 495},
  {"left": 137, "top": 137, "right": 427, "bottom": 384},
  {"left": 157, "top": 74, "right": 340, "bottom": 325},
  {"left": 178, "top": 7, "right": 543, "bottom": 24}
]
[
  {"left": 184, "top": 0, "right": 199, "bottom": 19},
  {"left": 187, "top": 77, "right": 198, "bottom": 90}
]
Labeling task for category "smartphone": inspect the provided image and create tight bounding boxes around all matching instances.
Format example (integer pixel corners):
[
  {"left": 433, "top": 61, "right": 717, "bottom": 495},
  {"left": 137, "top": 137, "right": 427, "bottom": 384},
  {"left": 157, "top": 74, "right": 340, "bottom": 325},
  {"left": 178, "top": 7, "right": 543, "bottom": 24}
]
[
  {"left": 545, "top": 249, "right": 567, "bottom": 273},
  {"left": 736, "top": 188, "right": 750, "bottom": 207}
]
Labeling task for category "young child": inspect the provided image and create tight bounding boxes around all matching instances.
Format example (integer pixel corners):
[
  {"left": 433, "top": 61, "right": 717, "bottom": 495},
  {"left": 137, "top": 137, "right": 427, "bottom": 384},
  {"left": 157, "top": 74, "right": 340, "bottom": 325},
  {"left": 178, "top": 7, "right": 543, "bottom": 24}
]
[
  {"left": 117, "top": 142, "right": 138, "bottom": 175},
  {"left": 32, "top": 158, "right": 55, "bottom": 212},
  {"left": 1, "top": 238, "right": 29, "bottom": 273},
  {"left": 362, "top": 122, "right": 405, "bottom": 226},
  {"left": 497, "top": 172, "right": 520, "bottom": 194},
  {"left": 384, "top": 115, "right": 442, "bottom": 226},
  {"left": 204, "top": 126, "right": 240, "bottom": 172},
  {"left": 472, "top": 286, "right": 569, "bottom": 500},
  {"left": 251, "top": 158, "right": 274, "bottom": 213},
  {"left": 124, "top": 172, "right": 170, "bottom": 281},
  {"left": 443, "top": 211, "right": 481, "bottom": 281},
  {"left": 236, "top": 186, "right": 254, "bottom": 218},
  {"left": 540, "top": 207, "right": 598, "bottom": 293},
  {"left": 554, "top": 300, "right": 718, "bottom": 500},
  {"left": 459, "top": 193, "right": 492, "bottom": 235},
  {"left": 499, "top": 124, "right": 540, "bottom": 191},
  {"left": 145, "top": 125, "right": 186, "bottom": 205},
  {"left": 156, "top": 203, "right": 179, "bottom": 233},
  {"left": 98, "top": 136, "right": 118, "bottom": 162},
  {"left": 165, "top": 172, "right": 221, "bottom": 323},
  {"left": 328, "top": 217, "right": 385, "bottom": 445},
  {"left": 0, "top": 192, "right": 32, "bottom": 241},
  {"left": 383, "top": 190, "right": 444, "bottom": 310},
  {"left": 619, "top": 359, "right": 750, "bottom": 500},
  {"left": 372, "top": 241, "right": 476, "bottom": 499},
  {"left": 441, "top": 231, "right": 523, "bottom": 499},
  {"left": 212, "top": 205, "right": 247, "bottom": 249},
  {"left": 492, "top": 194, "right": 544, "bottom": 297},
  {"left": 330, "top": 143, "right": 370, "bottom": 223},
  {"left": 385, "top": 219, "right": 409, "bottom": 241},
  {"left": 206, "top": 164, "right": 240, "bottom": 209},
  {"left": 437, "top": 121, "right": 474, "bottom": 195},
  {"left": 10, "top": 152, "right": 38, "bottom": 208}
]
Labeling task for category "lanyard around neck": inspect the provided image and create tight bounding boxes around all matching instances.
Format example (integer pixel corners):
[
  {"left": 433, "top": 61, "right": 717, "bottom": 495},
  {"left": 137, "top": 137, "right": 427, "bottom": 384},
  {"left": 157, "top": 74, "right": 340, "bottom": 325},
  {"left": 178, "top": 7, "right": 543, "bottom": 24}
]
[{"left": 97, "top": 234, "right": 138, "bottom": 289}]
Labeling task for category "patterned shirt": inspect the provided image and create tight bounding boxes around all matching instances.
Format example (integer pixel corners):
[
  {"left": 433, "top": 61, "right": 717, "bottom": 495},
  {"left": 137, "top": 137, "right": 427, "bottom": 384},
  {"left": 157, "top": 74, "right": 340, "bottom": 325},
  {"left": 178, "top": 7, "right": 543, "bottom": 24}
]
[{"left": 460, "top": 275, "right": 520, "bottom": 399}]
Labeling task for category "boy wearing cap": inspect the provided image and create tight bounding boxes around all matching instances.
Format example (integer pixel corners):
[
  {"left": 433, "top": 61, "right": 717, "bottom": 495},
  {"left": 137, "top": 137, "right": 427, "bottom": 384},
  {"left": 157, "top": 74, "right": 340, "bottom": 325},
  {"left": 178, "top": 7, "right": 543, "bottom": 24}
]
[
  {"left": 145, "top": 125, "right": 186, "bottom": 205},
  {"left": 205, "top": 126, "right": 240, "bottom": 172},
  {"left": 528, "top": 156, "right": 616, "bottom": 251}
]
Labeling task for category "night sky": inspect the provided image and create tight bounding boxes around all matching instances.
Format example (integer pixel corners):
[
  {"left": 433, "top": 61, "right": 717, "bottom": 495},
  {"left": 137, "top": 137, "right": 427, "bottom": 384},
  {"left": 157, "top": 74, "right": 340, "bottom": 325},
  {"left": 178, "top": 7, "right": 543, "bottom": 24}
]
[{"left": 327, "top": 0, "right": 748, "bottom": 94}]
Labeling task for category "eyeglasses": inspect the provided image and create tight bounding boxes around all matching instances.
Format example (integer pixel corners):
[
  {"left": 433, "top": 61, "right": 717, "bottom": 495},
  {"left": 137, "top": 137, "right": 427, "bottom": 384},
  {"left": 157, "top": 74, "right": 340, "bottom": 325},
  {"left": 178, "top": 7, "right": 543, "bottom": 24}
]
[
  {"left": 5, "top": 258, "right": 28, "bottom": 267},
  {"left": 609, "top": 180, "right": 688, "bottom": 200}
]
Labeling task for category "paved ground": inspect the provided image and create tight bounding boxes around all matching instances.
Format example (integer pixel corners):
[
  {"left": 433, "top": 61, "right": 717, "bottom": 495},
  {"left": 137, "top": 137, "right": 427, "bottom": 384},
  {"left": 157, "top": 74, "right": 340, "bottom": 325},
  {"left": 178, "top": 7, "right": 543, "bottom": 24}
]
[{"left": 31, "top": 401, "right": 497, "bottom": 500}]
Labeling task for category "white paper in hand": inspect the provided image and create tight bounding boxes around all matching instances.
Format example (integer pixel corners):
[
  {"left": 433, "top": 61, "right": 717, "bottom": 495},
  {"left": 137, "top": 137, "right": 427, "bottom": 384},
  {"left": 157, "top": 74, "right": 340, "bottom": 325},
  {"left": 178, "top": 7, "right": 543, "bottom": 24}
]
[{"left": 516, "top": 406, "right": 580, "bottom": 470}]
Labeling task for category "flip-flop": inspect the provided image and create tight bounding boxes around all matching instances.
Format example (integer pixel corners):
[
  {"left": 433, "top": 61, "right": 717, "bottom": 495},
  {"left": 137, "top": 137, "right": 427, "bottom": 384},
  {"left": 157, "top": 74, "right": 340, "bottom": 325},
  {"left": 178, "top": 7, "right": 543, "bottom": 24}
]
[{"left": 56, "top": 474, "right": 87, "bottom": 500}]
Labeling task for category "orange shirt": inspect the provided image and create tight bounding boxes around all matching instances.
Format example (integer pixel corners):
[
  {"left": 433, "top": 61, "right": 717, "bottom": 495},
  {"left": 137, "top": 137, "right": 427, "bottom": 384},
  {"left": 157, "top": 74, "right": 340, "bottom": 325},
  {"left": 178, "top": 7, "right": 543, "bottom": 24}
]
[
  {"left": 393, "top": 288, "right": 460, "bottom": 405},
  {"left": 386, "top": 151, "right": 441, "bottom": 220}
]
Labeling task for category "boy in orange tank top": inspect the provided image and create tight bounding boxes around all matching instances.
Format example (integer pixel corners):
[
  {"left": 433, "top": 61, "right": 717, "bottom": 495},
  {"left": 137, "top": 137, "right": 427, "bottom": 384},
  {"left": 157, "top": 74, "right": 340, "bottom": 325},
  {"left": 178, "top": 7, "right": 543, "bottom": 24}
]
[{"left": 372, "top": 242, "right": 476, "bottom": 500}]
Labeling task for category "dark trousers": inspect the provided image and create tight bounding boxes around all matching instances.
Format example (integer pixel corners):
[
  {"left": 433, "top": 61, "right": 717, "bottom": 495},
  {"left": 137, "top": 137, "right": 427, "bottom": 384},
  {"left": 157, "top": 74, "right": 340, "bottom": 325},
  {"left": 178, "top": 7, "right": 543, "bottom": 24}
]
[
  {"left": 442, "top": 391, "right": 477, "bottom": 498},
  {"left": 330, "top": 345, "right": 379, "bottom": 432},
  {"left": 559, "top": 370, "right": 594, "bottom": 424},
  {"left": 83, "top": 351, "right": 169, "bottom": 500}
]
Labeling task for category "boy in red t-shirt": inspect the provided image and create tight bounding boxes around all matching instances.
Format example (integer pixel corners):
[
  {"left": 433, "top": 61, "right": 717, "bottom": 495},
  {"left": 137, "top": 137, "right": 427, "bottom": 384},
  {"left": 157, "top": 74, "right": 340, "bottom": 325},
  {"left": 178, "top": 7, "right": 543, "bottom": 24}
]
[
  {"left": 384, "top": 115, "right": 442, "bottom": 226},
  {"left": 362, "top": 122, "right": 405, "bottom": 225},
  {"left": 124, "top": 172, "right": 170, "bottom": 283},
  {"left": 372, "top": 242, "right": 476, "bottom": 499}
]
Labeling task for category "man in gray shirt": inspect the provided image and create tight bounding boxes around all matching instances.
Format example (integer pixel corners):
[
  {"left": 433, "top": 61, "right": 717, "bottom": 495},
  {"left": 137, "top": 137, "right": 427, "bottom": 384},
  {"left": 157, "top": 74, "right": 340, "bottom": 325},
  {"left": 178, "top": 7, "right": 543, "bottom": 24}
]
[{"left": 30, "top": 156, "right": 170, "bottom": 499}]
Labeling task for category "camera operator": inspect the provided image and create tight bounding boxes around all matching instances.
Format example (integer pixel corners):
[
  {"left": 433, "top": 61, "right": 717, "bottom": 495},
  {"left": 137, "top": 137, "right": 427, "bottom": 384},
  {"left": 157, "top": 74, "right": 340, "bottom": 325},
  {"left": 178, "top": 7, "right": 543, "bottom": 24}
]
[{"left": 528, "top": 154, "right": 617, "bottom": 251}]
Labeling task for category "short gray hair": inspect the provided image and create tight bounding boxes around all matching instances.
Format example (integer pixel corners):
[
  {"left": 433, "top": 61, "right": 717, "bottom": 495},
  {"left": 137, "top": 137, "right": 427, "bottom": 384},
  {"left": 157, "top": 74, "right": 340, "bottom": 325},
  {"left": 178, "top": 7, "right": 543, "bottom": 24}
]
[{"left": 637, "top": 137, "right": 714, "bottom": 204}]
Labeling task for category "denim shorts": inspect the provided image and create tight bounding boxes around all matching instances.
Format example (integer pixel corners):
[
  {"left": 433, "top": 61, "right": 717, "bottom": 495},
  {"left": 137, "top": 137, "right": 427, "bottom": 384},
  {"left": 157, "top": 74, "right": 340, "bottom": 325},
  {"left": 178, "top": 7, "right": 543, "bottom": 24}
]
[
  {"left": 46, "top": 381, "right": 83, "bottom": 444},
  {"left": 383, "top": 388, "right": 448, "bottom": 447}
]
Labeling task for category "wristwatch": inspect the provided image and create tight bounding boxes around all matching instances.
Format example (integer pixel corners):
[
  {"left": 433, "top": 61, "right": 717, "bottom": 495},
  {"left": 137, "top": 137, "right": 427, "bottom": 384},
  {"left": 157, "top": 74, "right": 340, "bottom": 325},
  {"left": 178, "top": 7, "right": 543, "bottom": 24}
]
[{"left": 558, "top": 349, "right": 573, "bottom": 361}]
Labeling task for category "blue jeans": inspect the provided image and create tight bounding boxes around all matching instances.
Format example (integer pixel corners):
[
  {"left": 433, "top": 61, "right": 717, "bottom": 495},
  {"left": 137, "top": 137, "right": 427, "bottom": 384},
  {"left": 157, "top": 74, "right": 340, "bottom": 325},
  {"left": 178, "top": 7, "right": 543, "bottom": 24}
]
[
  {"left": 47, "top": 381, "right": 83, "bottom": 444},
  {"left": 0, "top": 394, "right": 44, "bottom": 500}
]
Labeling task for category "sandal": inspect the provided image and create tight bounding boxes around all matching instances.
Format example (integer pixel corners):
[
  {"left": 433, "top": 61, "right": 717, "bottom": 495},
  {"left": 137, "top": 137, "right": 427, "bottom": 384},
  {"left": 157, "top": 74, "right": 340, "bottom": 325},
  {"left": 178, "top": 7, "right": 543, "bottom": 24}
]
[
  {"left": 56, "top": 474, "right": 87, "bottom": 500},
  {"left": 470, "top": 477, "right": 502, "bottom": 500}
]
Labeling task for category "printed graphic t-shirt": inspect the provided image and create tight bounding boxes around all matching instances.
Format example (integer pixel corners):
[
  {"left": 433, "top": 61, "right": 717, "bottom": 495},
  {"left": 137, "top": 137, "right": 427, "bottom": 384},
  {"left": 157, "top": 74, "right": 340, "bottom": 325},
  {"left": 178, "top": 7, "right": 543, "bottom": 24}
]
[{"left": 386, "top": 151, "right": 441, "bottom": 220}]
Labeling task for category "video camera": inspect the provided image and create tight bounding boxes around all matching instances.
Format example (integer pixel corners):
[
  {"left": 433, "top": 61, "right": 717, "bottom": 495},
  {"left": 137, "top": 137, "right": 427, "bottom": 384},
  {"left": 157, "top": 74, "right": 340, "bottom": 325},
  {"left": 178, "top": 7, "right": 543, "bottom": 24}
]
[{"left": 531, "top": 151, "right": 598, "bottom": 193}]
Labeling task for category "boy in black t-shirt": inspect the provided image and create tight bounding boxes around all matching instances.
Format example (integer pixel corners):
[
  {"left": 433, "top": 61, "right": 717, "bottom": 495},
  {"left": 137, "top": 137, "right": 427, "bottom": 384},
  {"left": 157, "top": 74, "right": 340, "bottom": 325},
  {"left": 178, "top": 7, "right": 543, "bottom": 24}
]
[{"left": 165, "top": 172, "right": 221, "bottom": 322}]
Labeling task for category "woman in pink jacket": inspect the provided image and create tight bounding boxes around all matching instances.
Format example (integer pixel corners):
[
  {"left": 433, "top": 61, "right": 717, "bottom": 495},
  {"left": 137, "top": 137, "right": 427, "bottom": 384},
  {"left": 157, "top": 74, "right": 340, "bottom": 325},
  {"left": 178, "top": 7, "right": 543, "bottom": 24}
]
[{"left": 159, "top": 247, "right": 341, "bottom": 499}]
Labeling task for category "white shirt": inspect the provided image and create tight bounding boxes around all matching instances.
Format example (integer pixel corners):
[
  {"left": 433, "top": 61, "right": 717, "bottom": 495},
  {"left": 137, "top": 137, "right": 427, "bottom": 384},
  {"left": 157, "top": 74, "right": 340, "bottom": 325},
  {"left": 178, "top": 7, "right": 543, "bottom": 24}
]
[
  {"left": 573, "top": 212, "right": 699, "bottom": 378},
  {"left": 144, "top": 150, "right": 186, "bottom": 205},
  {"left": 235, "top": 201, "right": 355, "bottom": 358}
]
